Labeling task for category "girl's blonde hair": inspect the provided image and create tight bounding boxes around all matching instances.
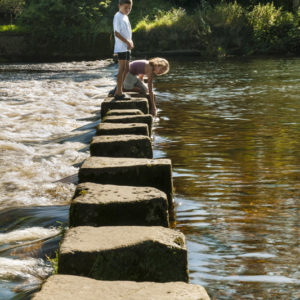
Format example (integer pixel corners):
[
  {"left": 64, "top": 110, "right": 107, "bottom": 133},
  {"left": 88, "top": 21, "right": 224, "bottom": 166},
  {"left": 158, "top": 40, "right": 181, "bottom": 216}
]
[{"left": 149, "top": 57, "right": 169, "bottom": 76}]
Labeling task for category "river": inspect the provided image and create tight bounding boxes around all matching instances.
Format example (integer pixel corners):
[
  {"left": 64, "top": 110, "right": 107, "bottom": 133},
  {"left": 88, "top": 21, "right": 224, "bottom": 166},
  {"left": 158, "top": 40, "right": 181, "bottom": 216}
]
[{"left": 0, "top": 57, "right": 299, "bottom": 299}]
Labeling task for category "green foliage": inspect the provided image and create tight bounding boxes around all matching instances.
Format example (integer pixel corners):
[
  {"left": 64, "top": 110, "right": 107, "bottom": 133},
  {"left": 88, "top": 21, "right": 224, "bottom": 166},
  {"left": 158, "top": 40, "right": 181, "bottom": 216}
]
[
  {"left": 248, "top": 3, "right": 299, "bottom": 53},
  {"left": 0, "top": 24, "right": 20, "bottom": 31},
  {"left": 134, "top": 8, "right": 186, "bottom": 32},
  {"left": 46, "top": 250, "right": 59, "bottom": 274},
  {"left": 0, "top": 0, "right": 25, "bottom": 24},
  {"left": 134, "top": 1, "right": 300, "bottom": 56},
  {"left": 18, "top": 0, "right": 111, "bottom": 47},
  {"left": 3, "top": 0, "right": 299, "bottom": 58}
]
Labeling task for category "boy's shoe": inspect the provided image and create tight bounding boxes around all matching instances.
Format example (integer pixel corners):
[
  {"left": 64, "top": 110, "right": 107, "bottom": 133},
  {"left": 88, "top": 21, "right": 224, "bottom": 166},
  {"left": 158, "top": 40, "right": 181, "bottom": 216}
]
[
  {"left": 108, "top": 86, "right": 116, "bottom": 97},
  {"left": 114, "top": 93, "right": 131, "bottom": 100}
]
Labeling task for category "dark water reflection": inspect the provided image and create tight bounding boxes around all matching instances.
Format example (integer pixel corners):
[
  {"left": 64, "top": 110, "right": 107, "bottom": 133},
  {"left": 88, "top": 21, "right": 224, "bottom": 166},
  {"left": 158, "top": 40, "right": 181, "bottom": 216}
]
[{"left": 153, "top": 57, "right": 300, "bottom": 299}]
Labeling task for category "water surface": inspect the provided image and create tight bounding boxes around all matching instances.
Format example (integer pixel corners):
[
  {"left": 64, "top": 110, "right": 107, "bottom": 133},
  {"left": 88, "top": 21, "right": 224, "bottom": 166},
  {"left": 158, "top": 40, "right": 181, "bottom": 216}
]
[
  {"left": 0, "top": 57, "right": 299, "bottom": 299},
  {"left": 154, "top": 57, "right": 300, "bottom": 299}
]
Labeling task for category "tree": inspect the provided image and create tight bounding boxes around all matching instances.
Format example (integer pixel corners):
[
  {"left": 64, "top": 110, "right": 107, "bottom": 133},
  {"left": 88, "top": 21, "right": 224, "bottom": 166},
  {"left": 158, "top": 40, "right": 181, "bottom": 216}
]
[{"left": 0, "top": 0, "right": 25, "bottom": 24}]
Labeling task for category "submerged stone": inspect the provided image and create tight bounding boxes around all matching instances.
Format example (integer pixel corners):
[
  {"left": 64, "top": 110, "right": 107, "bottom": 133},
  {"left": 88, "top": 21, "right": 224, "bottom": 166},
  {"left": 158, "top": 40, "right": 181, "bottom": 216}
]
[
  {"left": 58, "top": 226, "right": 189, "bottom": 282},
  {"left": 31, "top": 275, "right": 210, "bottom": 300},
  {"left": 90, "top": 135, "right": 153, "bottom": 158},
  {"left": 70, "top": 183, "right": 169, "bottom": 227}
]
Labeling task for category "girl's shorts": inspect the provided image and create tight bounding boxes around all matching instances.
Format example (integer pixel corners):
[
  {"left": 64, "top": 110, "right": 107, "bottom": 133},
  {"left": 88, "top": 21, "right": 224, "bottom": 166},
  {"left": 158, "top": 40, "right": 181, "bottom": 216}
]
[{"left": 123, "top": 72, "right": 148, "bottom": 94}]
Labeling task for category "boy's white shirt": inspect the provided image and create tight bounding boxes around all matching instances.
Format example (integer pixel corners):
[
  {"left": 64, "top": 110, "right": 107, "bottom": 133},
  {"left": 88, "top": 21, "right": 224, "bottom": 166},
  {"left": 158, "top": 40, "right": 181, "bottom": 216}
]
[{"left": 113, "top": 11, "right": 132, "bottom": 53}]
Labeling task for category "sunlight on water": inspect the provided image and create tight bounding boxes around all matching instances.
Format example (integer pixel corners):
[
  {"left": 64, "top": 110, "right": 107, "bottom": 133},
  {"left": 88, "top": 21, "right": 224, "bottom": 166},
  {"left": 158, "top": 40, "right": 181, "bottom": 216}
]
[
  {"left": 154, "top": 57, "right": 300, "bottom": 300},
  {"left": 0, "top": 60, "right": 116, "bottom": 299}
]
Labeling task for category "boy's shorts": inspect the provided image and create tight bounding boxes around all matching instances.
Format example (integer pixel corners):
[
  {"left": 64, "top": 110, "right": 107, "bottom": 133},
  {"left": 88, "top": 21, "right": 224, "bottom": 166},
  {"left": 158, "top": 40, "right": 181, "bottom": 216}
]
[{"left": 117, "top": 51, "right": 131, "bottom": 61}]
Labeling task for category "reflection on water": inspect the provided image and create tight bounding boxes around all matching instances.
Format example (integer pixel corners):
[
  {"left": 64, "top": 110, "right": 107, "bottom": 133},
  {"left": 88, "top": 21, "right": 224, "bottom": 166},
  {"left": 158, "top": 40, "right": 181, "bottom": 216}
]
[{"left": 154, "top": 58, "right": 300, "bottom": 299}]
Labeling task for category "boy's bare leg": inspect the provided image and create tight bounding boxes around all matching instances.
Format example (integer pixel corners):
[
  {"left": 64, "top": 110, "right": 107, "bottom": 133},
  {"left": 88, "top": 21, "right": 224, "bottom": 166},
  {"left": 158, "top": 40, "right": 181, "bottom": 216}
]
[{"left": 115, "top": 59, "right": 126, "bottom": 96}]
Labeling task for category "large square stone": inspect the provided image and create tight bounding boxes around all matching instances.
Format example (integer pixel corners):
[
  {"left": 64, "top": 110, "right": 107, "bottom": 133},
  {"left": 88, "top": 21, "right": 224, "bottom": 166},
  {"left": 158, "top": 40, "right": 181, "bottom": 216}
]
[
  {"left": 96, "top": 123, "right": 149, "bottom": 136},
  {"left": 58, "top": 226, "right": 188, "bottom": 282},
  {"left": 101, "top": 97, "right": 149, "bottom": 118},
  {"left": 103, "top": 114, "right": 153, "bottom": 136},
  {"left": 78, "top": 157, "right": 173, "bottom": 209},
  {"left": 70, "top": 183, "right": 169, "bottom": 227},
  {"left": 90, "top": 135, "right": 153, "bottom": 158}
]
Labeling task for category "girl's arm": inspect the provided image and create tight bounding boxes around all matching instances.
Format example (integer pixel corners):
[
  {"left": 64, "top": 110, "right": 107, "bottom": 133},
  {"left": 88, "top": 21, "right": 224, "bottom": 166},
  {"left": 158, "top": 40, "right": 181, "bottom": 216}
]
[{"left": 147, "top": 75, "right": 156, "bottom": 116}]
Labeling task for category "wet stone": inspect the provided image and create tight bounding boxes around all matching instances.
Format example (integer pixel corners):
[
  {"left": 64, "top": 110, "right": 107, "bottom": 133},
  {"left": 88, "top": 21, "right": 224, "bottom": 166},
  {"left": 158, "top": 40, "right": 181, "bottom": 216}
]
[
  {"left": 78, "top": 157, "right": 173, "bottom": 209},
  {"left": 96, "top": 123, "right": 149, "bottom": 136},
  {"left": 69, "top": 183, "right": 169, "bottom": 227},
  {"left": 101, "top": 97, "right": 149, "bottom": 118},
  {"left": 58, "top": 226, "right": 189, "bottom": 282},
  {"left": 90, "top": 135, "right": 153, "bottom": 158},
  {"left": 106, "top": 109, "right": 143, "bottom": 116},
  {"left": 103, "top": 114, "right": 153, "bottom": 136},
  {"left": 31, "top": 275, "right": 210, "bottom": 300}
]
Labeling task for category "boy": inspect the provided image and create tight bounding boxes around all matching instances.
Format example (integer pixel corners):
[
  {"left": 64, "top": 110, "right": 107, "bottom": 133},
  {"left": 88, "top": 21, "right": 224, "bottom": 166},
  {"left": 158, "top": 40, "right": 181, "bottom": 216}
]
[{"left": 113, "top": 0, "right": 133, "bottom": 100}]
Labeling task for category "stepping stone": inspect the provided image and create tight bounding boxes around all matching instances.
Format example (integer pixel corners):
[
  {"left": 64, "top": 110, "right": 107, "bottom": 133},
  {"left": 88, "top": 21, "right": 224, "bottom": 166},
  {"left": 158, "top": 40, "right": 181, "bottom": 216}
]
[
  {"left": 106, "top": 109, "right": 143, "bottom": 116},
  {"left": 90, "top": 135, "right": 153, "bottom": 158},
  {"left": 69, "top": 183, "right": 169, "bottom": 227},
  {"left": 101, "top": 97, "right": 149, "bottom": 118},
  {"left": 96, "top": 123, "right": 149, "bottom": 136},
  {"left": 78, "top": 157, "right": 173, "bottom": 209},
  {"left": 58, "top": 226, "right": 189, "bottom": 282},
  {"left": 32, "top": 275, "right": 210, "bottom": 300},
  {"left": 103, "top": 114, "right": 153, "bottom": 135}
]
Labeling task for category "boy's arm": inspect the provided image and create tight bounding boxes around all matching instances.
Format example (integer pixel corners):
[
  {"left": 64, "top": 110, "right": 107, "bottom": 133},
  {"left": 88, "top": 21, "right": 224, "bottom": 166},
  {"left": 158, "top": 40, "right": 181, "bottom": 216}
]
[{"left": 115, "top": 31, "right": 134, "bottom": 50}]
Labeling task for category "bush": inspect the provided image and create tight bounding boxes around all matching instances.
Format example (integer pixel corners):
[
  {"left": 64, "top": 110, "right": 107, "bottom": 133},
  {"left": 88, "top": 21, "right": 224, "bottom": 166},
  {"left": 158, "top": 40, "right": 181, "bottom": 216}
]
[
  {"left": 18, "top": 0, "right": 110, "bottom": 44},
  {"left": 248, "top": 3, "right": 299, "bottom": 53},
  {"left": 203, "top": 1, "right": 251, "bottom": 55},
  {"left": 0, "top": 0, "right": 25, "bottom": 25}
]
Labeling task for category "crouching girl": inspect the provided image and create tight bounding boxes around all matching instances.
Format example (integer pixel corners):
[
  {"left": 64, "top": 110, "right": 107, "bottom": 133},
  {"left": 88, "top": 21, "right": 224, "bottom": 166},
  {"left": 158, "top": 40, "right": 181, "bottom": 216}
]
[{"left": 123, "top": 57, "right": 169, "bottom": 116}]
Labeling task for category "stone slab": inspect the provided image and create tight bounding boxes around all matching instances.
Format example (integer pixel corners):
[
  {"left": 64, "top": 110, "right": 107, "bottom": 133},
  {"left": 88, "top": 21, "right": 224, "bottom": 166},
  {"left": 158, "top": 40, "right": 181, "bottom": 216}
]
[
  {"left": 70, "top": 183, "right": 169, "bottom": 227},
  {"left": 106, "top": 109, "right": 143, "bottom": 116},
  {"left": 103, "top": 114, "right": 153, "bottom": 136},
  {"left": 96, "top": 122, "right": 149, "bottom": 136},
  {"left": 78, "top": 157, "right": 173, "bottom": 209},
  {"left": 101, "top": 97, "right": 149, "bottom": 118},
  {"left": 90, "top": 135, "right": 153, "bottom": 158},
  {"left": 32, "top": 275, "right": 210, "bottom": 300},
  {"left": 58, "top": 226, "right": 188, "bottom": 282}
]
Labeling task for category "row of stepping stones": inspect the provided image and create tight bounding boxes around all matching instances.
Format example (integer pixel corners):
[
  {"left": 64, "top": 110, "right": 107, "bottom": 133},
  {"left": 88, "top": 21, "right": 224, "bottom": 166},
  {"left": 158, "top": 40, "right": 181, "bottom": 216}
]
[{"left": 32, "top": 93, "right": 210, "bottom": 300}]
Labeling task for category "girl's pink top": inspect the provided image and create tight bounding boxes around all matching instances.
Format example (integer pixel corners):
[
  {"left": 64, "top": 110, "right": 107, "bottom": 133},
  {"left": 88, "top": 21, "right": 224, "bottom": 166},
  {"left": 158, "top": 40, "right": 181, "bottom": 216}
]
[{"left": 129, "top": 60, "right": 147, "bottom": 75}]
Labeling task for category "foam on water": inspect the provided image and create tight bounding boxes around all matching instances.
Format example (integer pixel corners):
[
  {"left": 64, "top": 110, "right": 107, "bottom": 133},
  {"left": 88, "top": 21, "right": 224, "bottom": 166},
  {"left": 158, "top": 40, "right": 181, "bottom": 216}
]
[
  {"left": 0, "top": 257, "right": 52, "bottom": 282},
  {"left": 0, "top": 60, "right": 117, "bottom": 298},
  {"left": 0, "top": 227, "right": 60, "bottom": 245},
  {"left": 0, "top": 60, "right": 116, "bottom": 209}
]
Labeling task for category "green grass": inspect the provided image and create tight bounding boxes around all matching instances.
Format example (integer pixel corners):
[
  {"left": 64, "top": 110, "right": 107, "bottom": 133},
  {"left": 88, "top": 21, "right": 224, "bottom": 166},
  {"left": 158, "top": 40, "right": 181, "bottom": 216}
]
[{"left": 0, "top": 24, "right": 25, "bottom": 33}]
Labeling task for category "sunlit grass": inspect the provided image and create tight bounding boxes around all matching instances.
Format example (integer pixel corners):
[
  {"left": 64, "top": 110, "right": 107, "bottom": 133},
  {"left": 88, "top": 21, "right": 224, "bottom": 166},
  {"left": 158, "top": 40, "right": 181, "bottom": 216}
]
[
  {"left": 134, "top": 8, "right": 186, "bottom": 32},
  {"left": 0, "top": 24, "right": 25, "bottom": 32}
]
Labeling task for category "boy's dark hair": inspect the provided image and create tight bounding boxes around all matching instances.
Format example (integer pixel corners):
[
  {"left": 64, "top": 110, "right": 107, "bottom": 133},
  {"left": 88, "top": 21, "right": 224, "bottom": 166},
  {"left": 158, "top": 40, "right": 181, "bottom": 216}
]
[{"left": 119, "top": 0, "right": 132, "bottom": 5}]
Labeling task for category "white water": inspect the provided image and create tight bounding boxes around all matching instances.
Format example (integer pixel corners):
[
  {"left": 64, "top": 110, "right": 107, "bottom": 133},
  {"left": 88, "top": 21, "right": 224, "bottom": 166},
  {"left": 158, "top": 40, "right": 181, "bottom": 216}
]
[
  {"left": 0, "top": 60, "right": 115, "bottom": 209},
  {"left": 0, "top": 60, "right": 116, "bottom": 298}
]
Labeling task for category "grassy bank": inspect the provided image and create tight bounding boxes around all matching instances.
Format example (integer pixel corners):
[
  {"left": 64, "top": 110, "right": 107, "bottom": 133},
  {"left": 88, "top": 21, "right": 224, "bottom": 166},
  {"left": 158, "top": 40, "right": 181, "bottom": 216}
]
[
  {"left": 133, "top": 3, "right": 300, "bottom": 56},
  {"left": 1, "top": 1, "right": 299, "bottom": 59}
]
